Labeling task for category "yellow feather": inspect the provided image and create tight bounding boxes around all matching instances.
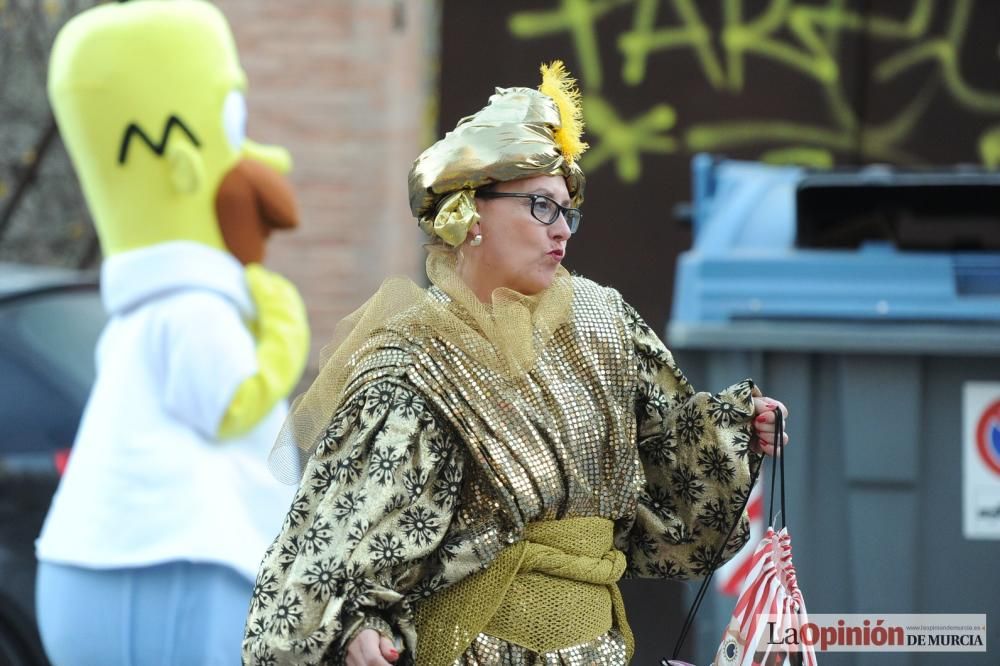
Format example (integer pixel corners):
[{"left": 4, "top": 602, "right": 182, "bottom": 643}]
[{"left": 538, "top": 60, "right": 589, "bottom": 164}]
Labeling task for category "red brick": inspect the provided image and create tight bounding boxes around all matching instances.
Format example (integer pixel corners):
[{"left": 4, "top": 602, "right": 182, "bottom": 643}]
[{"left": 214, "top": 0, "right": 434, "bottom": 369}]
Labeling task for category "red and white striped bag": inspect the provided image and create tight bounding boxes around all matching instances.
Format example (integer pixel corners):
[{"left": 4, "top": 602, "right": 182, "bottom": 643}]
[{"left": 712, "top": 525, "right": 816, "bottom": 666}]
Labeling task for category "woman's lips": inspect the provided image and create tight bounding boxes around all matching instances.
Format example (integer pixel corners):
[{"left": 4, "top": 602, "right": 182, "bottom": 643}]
[{"left": 547, "top": 249, "right": 565, "bottom": 261}]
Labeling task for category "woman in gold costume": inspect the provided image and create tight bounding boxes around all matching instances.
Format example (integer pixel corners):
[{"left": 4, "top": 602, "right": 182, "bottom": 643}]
[{"left": 242, "top": 62, "right": 788, "bottom": 666}]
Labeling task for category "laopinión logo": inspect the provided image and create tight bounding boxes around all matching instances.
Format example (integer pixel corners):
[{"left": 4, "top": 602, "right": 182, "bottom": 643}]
[{"left": 759, "top": 614, "right": 986, "bottom": 653}]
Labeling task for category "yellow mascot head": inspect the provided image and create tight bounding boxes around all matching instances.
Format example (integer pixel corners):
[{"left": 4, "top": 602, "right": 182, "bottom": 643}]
[{"left": 48, "top": 0, "right": 298, "bottom": 263}]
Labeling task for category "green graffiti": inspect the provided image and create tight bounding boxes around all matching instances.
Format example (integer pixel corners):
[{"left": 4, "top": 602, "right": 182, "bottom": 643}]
[
  {"left": 508, "top": 0, "right": 631, "bottom": 90},
  {"left": 507, "top": 0, "right": 1000, "bottom": 181},
  {"left": 759, "top": 146, "right": 834, "bottom": 168},
  {"left": 688, "top": 73, "right": 938, "bottom": 165},
  {"left": 875, "top": 0, "right": 1000, "bottom": 113},
  {"left": 980, "top": 126, "right": 1000, "bottom": 169},
  {"left": 686, "top": 121, "right": 850, "bottom": 153},
  {"left": 619, "top": 0, "right": 724, "bottom": 88},
  {"left": 858, "top": 77, "right": 939, "bottom": 163},
  {"left": 720, "top": 0, "right": 934, "bottom": 91},
  {"left": 580, "top": 94, "right": 677, "bottom": 182}
]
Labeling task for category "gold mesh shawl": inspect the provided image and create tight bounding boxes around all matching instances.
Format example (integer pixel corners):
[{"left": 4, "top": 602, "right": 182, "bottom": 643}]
[{"left": 269, "top": 246, "right": 574, "bottom": 483}]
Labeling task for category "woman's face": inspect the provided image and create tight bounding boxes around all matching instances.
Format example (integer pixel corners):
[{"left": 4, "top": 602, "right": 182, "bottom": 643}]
[{"left": 464, "top": 174, "right": 573, "bottom": 299}]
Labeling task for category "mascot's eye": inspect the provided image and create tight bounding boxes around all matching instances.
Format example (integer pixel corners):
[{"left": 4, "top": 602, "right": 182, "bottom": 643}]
[{"left": 222, "top": 90, "right": 247, "bottom": 150}]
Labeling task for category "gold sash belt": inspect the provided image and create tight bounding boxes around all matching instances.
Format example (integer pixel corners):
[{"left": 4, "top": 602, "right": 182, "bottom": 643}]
[{"left": 413, "top": 516, "right": 634, "bottom": 665}]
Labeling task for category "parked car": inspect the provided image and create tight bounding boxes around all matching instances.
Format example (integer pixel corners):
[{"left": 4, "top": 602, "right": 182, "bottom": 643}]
[{"left": 0, "top": 262, "right": 104, "bottom": 666}]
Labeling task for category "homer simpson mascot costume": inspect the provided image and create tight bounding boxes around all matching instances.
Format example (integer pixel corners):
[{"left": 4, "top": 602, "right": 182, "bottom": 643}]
[{"left": 34, "top": 2, "right": 309, "bottom": 663}]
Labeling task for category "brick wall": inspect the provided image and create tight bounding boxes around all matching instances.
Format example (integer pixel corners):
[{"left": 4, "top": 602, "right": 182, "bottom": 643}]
[{"left": 213, "top": 0, "right": 437, "bottom": 374}]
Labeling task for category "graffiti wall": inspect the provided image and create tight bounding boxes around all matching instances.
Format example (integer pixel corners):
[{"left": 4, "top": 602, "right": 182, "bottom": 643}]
[{"left": 440, "top": 0, "right": 1000, "bottom": 336}]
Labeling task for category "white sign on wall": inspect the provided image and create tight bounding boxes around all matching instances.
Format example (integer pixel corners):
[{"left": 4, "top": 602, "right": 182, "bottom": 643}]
[{"left": 963, "top": 382, "right": 1000, "bottom": 540}]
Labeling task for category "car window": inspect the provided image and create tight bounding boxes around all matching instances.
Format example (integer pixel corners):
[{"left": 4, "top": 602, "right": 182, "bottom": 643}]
[
  {"left": 0, "top": 289, "right": 104, "bottom": 453},
  {"left": 9, "top": 290, "right": 105, "bottom": 392},
  {"left": 0, "top": 352, "right": 81, "bottom": 453}
]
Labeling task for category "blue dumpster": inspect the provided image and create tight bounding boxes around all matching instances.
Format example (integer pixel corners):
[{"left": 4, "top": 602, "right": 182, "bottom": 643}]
[{"left": 667, "top": 154, "right": 1000, "bottom": 666}]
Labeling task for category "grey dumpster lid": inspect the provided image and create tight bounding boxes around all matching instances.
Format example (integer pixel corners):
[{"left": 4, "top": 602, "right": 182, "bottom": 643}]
[{"left": 668, "top": 319, "right": 1000, "bottom": 355}]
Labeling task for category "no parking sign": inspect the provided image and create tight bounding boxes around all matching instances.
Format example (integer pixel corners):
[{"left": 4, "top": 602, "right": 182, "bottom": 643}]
[{"left": 963, "top": 382, "right": 1000, "bottom": 540}]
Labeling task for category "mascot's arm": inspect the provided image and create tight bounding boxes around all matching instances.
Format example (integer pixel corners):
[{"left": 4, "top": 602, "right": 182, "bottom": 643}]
[{"left": 217, "top": 264, "right": 309, "bottom": 438}]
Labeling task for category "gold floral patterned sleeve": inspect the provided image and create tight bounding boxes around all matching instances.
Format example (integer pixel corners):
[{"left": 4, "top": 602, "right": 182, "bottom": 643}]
[
  {"left": 618, "top": 302, "right": 762, "bottom": 581},
  {"left": 243, "top": 379, "right": 465, "bottom": 666}
]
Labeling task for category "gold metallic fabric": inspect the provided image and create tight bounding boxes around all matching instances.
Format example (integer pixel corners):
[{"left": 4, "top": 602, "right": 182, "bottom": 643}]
[
  {"left": 410, "top": 62, "right": 588, "bottom": 246},
  {"left": 426, "top": 190, "right": 480, "bottom": 247},
  {"left": 243, "top": 254, "right": 762, "bottom": 665},
  {"left": 409, "top": 85, "right": 585, "bottom": 241},
  {"left": 267, "top": 246, "right": 573, "bottom": 483},
  {"left": 459, "top": 630, "right": 628, "bottom": 666}
]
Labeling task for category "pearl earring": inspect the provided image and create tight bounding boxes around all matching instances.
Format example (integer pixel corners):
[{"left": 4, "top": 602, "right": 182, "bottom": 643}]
[{"left": 470, "top": 234, "right": 482, "bottom": 247}]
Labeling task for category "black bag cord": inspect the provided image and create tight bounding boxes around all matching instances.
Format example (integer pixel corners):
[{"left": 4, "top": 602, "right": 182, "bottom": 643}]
[
  {"left": 769, "top": 409, "right": 787, "bottom": 531},
  {"left": 670, "top": 409, "right": 785, "bottom": 662}
]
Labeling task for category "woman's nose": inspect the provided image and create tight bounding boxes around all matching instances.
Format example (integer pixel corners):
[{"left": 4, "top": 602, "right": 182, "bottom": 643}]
[{"left": 550, "top": 212, "right": 571, "bottom": 240}]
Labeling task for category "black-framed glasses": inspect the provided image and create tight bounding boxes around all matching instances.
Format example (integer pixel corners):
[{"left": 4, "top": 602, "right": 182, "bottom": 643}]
[{"left": 476, "top": 191, "right": 582, "bottom": 234}]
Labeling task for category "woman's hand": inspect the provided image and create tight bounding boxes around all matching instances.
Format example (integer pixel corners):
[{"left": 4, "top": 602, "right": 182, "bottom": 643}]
[
  {"left": 751, "top": 395, "right": 789, "bottom": 456},
  {"left": 346, "top": 629, "right": 400, "bottom": 666}
]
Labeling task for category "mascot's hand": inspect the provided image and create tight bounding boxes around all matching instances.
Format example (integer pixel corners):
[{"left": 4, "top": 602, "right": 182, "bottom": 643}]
[{"left": 217, "top": 264, "right": 310, "bottom": 438}]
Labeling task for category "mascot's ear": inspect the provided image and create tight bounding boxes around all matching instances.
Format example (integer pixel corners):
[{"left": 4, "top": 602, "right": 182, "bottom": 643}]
[{"left": 166, "top": 141, "right": 205, "bottom": 195}]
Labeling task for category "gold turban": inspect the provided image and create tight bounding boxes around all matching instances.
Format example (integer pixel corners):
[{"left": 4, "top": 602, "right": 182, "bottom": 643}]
[{"left": 409, "top": 61, "right": 588, "bottom": 246}]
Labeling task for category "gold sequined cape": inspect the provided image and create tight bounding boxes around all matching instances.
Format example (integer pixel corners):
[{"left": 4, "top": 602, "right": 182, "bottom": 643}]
[{"left": 242, "top": 268, "right": 762, "bottom": 666}]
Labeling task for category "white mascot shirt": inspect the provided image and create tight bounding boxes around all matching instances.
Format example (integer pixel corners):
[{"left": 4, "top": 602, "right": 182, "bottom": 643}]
[{"left": 37, "top": 241, "right": 297, "bottom": 581}]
